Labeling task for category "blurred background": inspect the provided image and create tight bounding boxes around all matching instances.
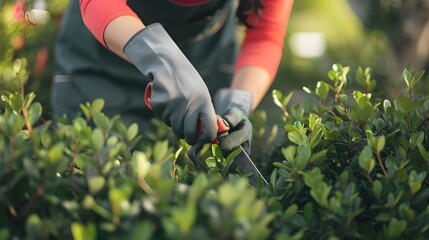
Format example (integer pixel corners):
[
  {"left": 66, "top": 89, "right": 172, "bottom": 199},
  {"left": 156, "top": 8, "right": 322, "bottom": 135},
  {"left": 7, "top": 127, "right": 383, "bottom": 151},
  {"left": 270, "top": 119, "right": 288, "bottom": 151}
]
[{"left": 1, "top": 0, "right": 429, "bottom": 119}]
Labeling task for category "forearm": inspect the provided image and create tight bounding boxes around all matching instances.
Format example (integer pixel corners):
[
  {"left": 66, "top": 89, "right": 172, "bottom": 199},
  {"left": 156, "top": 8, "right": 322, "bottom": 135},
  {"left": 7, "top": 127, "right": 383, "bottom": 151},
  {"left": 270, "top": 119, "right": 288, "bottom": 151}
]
[
  {"left": 104, "top": 16, "right": 145, "bottom": 60},
  {"left": 231, "top": 66, "right": 271, "bottom": 111}
]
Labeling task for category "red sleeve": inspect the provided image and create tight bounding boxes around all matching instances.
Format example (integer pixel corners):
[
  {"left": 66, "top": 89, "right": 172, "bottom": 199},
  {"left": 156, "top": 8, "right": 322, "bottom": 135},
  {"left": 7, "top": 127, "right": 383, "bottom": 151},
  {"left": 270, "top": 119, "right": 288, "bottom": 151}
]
[
  {"left": 235, "top": 0, "right": 294, "bottom": 79},
  {"left": 79, "top": 0, "right": 140, "bottom": 48}
]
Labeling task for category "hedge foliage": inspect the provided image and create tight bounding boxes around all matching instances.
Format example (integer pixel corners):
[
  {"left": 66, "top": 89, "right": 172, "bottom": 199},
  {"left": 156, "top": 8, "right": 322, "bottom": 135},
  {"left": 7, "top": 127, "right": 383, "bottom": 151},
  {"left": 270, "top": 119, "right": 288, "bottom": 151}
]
[
  {"left": 1, "top": 1, "right": 429, "bottom": 239},
  {"left": 1, "top": 63, "right": 429, "bottom": 239}
]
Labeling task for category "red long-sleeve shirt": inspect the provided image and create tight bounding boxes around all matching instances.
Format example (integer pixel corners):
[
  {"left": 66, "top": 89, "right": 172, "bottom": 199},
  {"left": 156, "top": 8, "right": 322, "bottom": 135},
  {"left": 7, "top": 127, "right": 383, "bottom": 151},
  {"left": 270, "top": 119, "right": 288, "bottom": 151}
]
[{"left": 79, "top": 0, "right": 293, "bottom": 79}]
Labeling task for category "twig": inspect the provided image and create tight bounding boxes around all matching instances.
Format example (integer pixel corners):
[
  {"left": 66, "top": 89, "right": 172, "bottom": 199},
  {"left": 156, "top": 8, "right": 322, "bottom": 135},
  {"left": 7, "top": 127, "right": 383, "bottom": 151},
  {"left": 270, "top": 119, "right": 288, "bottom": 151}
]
[
  {"left": 376, "top": 152, "right": 388, "bottom": 176},
  {"left": 20, "top": 85, "right": 33, "bottom": 134}
]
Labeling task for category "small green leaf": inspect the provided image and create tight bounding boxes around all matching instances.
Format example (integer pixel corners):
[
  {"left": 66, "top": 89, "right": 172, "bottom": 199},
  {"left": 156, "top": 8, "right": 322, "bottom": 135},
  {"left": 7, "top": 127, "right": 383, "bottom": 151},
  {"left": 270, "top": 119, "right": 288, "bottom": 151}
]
[
  {"left": 376, "top": 135, "right": 385, "bottom": 153},
  {"left": 386, "top": 218, "right": 406, "bottom": 239},
  {"left": 332, "top": 63, "right": 343, "bottom": 72},
  {"left": 373, "top": 180, "right": 382, "bottom": 196},
  {"left": 205, "top": 157, "right": 217, "bottom": 168},
  {"left": 410, "top": 131, "right": 424, "bottom": 148},
  {"left": 395, "top": 95, "right": 412, "bottom": 113},
  {"left": 93, "top": 112, "right": 109, "bottom": 130},
  {"left": 309, "top": 149, "right": 327, "bottom": 163},
  {"left": 71, "top": 222, "right": 97, "bottom": 240},
  {"left": 171, "top": 204, "right": 196, "bottom": 235},
  {"left": 92, "top": 128, "right": 105, "bottom": 151},
  {"left": 410, "top": 70, "right": 425, "bottom": 87},
  {"left": 303, "top": 203, "right": 313, "bottom": 223},
  {"left": 418, "top": 144, "right": 429, "bottom": 160},
  {"left": 211, "top": 144, "right": 224, "bottom": 164},
  {"left": 359, "top": 146, "right": 375, "bottom": 173},
  {"left": 272, "top": 89, "right": 284, "bottom": 109},
  {"left": 295, "top": 145, "right": 311, "bottom": 169},
  {"left": 127, "top": 123, "right": 139, "bottom": 142},
  {"left": 283, "top": 204, "right": 298, "bottom": 220},
  {"left": 315, "top": 81, "right": 329, "bottom": 100},
  {"left": 282, "top": 146, "right": 296, "bottom": 162},
  {"left": 402, "top": 68, "right": 412, "bottom": 87},
  {"left": 25, "top": 214, "right": 42, "bottom": 237},
  {"left": 153, "top": 140, "right": 169, "bottom": 162},
  {"left": 27, "top": 102, "right": 42, "bottom": 126},
  {"left": 0, "top": 228, "right": 10, "bottom": 240},
  {"left": 90, "top": 98, "right": 105, "bottom": 113},
  {"left": 88, "top": 176, "right": 105, "bottom": 194},
  {"left": 132, "top": 151, "right": 151, "bottom": 179},
  {"left": 288, "top": 131, "right": 306, "bottom": 145},
  {"left": 130, "top": 222, "right": 153, "bottom": 240}
]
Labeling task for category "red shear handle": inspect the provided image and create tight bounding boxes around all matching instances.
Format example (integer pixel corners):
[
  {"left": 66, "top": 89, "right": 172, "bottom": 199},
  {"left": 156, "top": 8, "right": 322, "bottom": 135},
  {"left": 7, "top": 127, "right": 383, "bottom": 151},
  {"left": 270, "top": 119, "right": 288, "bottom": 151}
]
[
  {"left": 144, "top": 81, "right": 230, "bottom": 143},
  {"left": 144, "top": 82, "right": 153, "bottom": 110}
]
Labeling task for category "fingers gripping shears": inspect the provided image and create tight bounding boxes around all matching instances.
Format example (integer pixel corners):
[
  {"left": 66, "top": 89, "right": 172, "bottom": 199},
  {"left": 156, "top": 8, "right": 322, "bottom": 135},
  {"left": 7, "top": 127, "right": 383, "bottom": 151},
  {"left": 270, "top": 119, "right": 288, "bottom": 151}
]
[{"left": 144, "top": 82, "right": 267, "bottom": 186}]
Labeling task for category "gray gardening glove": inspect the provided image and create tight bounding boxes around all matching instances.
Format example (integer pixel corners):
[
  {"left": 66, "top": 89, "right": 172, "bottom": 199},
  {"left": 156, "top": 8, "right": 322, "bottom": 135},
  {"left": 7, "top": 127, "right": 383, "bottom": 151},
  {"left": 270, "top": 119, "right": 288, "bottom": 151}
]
[
  {"left": 123, "top": 23, "right": 217, "bottom": 145},
  {"left": 214, "top": 88, "right": 253, "bottom": 153}
]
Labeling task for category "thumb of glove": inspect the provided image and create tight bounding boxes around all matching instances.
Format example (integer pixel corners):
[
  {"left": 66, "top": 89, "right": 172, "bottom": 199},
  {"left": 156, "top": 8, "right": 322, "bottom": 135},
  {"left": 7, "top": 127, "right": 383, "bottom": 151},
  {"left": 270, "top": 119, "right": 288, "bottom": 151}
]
[{"left": 219, "top": 108, "right": 252, "bottom": 153}]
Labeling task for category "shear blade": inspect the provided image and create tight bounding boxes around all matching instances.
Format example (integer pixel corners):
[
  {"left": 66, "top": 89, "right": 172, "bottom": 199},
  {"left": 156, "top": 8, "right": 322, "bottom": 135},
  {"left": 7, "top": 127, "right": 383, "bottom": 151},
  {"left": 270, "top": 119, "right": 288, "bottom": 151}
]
[{"left": 232, "top": 146, "right": 268, "bottom": 187}]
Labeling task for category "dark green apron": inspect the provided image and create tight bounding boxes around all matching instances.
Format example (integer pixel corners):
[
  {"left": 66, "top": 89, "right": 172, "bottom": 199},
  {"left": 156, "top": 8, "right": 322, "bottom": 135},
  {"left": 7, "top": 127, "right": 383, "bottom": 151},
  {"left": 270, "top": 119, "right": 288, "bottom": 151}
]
[{"left": 52, "top": 0, "right": 238, "bottom": 129}]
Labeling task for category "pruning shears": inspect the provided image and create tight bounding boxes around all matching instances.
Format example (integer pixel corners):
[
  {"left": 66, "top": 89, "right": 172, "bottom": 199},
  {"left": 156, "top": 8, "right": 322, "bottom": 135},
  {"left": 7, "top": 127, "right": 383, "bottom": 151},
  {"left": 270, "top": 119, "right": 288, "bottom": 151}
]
[{"left": 144, "top": 82, "right": 268, "bottom": 187}]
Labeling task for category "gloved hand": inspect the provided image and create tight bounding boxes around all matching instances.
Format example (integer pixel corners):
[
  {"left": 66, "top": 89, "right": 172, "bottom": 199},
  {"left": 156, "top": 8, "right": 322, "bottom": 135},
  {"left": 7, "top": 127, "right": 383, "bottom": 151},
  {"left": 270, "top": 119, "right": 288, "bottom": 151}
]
[
  {"left": 214, "top": 88, "right": 253, "bottom": 153},
  {"left": 123, "top": 23, "right": 217, "bottom": 145}
]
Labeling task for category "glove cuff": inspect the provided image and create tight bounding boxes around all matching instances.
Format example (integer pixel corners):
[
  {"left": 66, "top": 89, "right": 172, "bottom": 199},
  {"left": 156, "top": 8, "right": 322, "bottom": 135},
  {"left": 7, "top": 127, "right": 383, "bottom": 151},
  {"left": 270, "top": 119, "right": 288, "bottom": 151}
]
[{"left": 214, "top": 88, "right": 253, "bottom": 116}]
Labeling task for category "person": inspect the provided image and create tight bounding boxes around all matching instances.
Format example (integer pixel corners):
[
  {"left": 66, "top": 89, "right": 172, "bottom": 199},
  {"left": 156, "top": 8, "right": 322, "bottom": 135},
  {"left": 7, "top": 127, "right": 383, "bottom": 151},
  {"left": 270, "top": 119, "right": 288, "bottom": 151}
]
[{"left": 52, "top": 0, "right": 294, "bottom": 152}]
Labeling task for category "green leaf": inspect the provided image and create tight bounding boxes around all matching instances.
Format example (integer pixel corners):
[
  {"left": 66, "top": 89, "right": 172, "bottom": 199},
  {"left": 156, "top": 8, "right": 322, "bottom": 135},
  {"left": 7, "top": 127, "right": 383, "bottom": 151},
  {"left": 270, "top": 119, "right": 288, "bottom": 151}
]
[
  {"left": 408, "top": 170, "right": 427, "bottom": 194},
  {"left": 127, "top": 123, "right": 139, "bottom": 142},
  {"left": 288, "top": 131, "right": 306, "bottom": 145},
  {"left": 418, "top": 143, "right": 429, "bottom": 160},
  {"left": 395, "top": 95, "right": 412, "bottom": 113},
  {"left": 130, "top": 222, "right": 153, "bottom": 240},
  {"left": 92, "top": 128, "right": 105, "bottom": 151},
  {"left": 211, "top": 144, "right": 224, "bottom": 164},
  {"left": 90, "top": 98, "right": 105, "bottom": 113},
  {"left": 309, "top": 149, "right": 327, "bottom": 163},
  {"left": 88, "top": 176, "right": 105, "bottom": 194},
  {"left": 188, "top": 174, "right": 208, "bottom": 202},
  {"left": 205, "top": 157, "right": 217, "bottom": 168},
  {"left": 359, "top": 146, "right": 375, "bottom": 173},
  {"left": 132, "top": 151, "right": 151, "bottom": 179},
  {"left": 109, "top": 188, "right": 127, "bottom": 206},
  {"left": 283, "top": 204, "right": 298, "bottom": 220},
  {"left": 48, "top": 143, "right": 65, "bottom": 164},
  {"left": 303, "top": 203, "right": 313, "bottom": 223},
  {"left": 295, "top": 145, "right": 311, "bottom": 169},
  {"left": 410, "top": 131, "right": 424, "bottom": 148},
  {"left": 386, "top": 218, "right": 406, "bottom": 239},
  {"left": 272, "top": 89, "right": 284, "bottom": 109},
  {"left": 270, "top": 168, "right": 278, "bottom": 190},
  {"left": 368, "top": 135, "right": 385, "bottom": 153},
  {"left": 376, "top": 135, "right": 385, "bottom": 153},
  {"left": 332, "top": 63, "right": 343, "bottom": 72},
  {"left": 25, "top": 214, "right": 42, "bottom": 237},
  {"left": 402, "top": 68, "right": 412, "bottom": 88},
  {"left": 373, "top": 180, "right": 382, "bottom": 196},
  {"left": 282, "top": 146, "right": 296, "bottom": 163},
  {"left": 153, "top": 140, "right": 169, "bottom": 162},
  {"left": 410, "top": 70, "right": 425, "bottom": 87},
  {"left": 93, "top": 112, "right": 109, "bottom": 130},
  {"left": 0, "top": 228, "right": 10, "bottom": 240},
  {"left": 27, "top": 102, "right": 42, "bottom": 126},
  {"left": 383, "top": 99, "right": 392, "bottom": 114},
  {"left": 315, "top": 81, "right": 329, "bottom": 100},
  {"left": 71, "top": 222, "right": 97, "bottom": 240}
]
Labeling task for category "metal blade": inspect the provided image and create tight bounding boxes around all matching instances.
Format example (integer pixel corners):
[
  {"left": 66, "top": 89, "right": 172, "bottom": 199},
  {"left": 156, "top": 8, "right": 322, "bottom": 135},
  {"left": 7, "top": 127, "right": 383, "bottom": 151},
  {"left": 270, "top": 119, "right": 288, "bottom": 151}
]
[{"left": 233, "top": 146, "right": 268, "bottom": 186}]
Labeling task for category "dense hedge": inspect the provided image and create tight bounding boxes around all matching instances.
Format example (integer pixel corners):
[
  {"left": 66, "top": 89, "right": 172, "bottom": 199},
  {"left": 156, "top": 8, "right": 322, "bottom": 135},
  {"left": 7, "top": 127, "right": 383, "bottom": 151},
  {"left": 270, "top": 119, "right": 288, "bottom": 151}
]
[
  {"left": 1, "top": 1, "right": 429, "bottom": 239},
  {"left": 1, "top": 63, "right": 429, "bottom": 239}
]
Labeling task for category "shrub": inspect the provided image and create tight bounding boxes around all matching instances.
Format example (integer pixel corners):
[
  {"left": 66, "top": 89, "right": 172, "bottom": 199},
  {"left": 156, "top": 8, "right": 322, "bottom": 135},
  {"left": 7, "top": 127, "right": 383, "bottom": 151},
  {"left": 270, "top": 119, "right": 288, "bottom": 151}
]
[{"left": 1, "top": 64, "right": 429, "bottom": 239}]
